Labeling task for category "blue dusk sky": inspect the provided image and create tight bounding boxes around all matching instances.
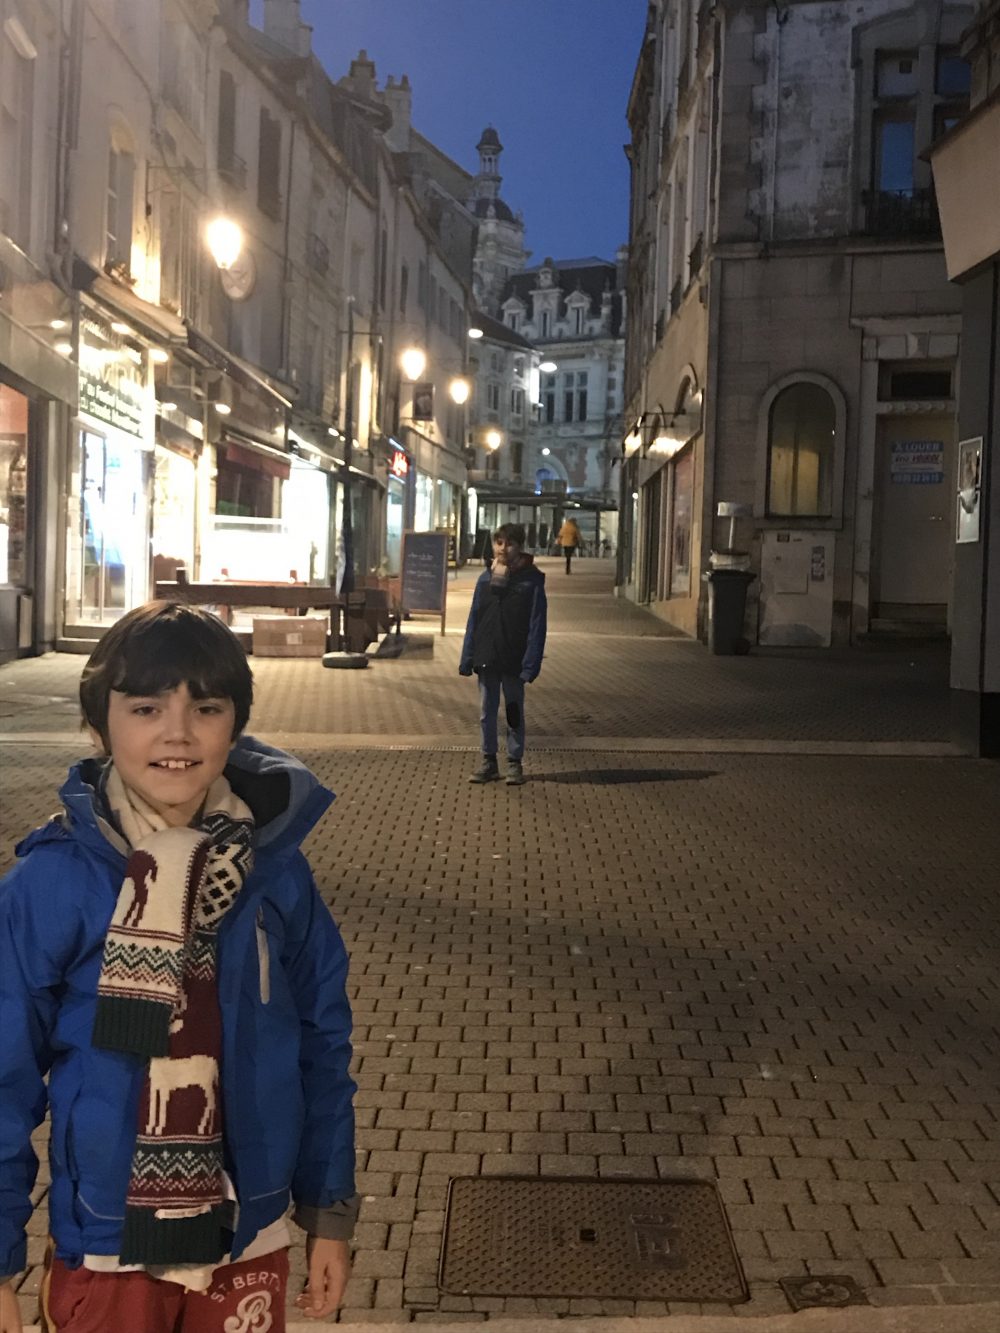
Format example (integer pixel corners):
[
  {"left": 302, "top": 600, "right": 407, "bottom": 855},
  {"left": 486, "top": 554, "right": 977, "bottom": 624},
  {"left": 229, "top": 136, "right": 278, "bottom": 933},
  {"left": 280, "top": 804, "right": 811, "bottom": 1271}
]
[{"left": 251, "top": 0, "right": 647, "bottom": 264}]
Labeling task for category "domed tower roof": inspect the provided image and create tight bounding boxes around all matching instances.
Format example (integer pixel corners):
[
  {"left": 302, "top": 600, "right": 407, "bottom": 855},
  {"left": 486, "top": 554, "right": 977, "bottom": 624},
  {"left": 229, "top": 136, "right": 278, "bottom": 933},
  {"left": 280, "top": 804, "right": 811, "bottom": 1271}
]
[{"left": 477, "top": 125, "right": 502, "bottom": 152}]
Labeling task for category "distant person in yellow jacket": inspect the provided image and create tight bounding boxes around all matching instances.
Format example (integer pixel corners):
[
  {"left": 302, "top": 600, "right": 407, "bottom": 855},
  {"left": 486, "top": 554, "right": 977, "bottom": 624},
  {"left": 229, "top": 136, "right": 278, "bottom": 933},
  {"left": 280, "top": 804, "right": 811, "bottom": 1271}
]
[{"left": 556, "top": 517, "right": 582, "bottom": 574}]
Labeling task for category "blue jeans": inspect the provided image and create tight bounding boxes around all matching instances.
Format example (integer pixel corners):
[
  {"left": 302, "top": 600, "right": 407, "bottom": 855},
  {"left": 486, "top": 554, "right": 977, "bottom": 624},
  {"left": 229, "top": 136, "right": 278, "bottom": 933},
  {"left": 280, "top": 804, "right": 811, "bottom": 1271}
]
[{"left": 478, "top": 672, "right": 525, "bottom": 761}]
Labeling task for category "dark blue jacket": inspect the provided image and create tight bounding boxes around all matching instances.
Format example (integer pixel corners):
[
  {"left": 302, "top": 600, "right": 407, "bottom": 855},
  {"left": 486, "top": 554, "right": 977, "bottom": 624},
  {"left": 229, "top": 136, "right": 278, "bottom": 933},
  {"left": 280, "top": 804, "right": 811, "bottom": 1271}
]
[
  {"left": 459, "top": 560, "right": 547, "bottom": 681},
  {"left": 0, "top": 738, "right": 355, "bottom": 1278}
]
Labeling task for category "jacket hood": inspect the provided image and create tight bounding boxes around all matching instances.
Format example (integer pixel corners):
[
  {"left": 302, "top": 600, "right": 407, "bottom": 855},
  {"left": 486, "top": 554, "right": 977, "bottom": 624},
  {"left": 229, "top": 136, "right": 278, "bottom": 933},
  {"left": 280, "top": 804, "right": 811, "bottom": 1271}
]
[{"left": 22, "top": 735, "right": 332, "bottom": 866}]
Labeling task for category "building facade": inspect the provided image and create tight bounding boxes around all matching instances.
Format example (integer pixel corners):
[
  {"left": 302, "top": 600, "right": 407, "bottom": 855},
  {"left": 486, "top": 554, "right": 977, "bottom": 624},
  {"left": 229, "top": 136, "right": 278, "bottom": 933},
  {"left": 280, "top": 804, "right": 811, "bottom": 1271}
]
[
  {"left": 0, "top": 0, "right": 481, "bottom": 657},
  {"left": 0, "top": 0, "right": 76, "bottom": 661},
  {"left": 623, "top": 0, "right": 973, "bottom": 645},
  {"left": 501, "top": 256, "right": 626, "bottom": 553}
]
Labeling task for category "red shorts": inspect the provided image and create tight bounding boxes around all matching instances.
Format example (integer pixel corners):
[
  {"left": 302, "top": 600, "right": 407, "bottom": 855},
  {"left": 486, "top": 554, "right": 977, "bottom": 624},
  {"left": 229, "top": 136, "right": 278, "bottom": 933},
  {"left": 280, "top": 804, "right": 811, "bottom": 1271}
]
[{"left": 46, "top": 1249, "right": 289, "bottom": 1333}]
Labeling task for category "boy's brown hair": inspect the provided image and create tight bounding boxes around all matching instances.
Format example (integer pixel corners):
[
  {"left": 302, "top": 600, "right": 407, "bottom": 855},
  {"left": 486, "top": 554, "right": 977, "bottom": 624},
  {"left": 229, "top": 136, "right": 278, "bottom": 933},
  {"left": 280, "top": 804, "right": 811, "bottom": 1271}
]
[
  {"left": 80, "top": 601, "right": 254, "bottom": 746},
  {"left": 493, "top": 522, "right": 526, "bottom": 547}
]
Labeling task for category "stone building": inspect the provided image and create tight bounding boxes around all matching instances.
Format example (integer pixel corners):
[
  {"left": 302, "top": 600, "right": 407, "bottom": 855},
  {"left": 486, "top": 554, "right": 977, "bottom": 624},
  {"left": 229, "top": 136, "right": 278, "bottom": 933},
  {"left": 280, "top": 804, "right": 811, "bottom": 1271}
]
[
  {"left": 0, "top": 0, "right": 484, "bottom": 658},
  {"left": 501, "top": 256, "right": 626, "bottom": 552},
  {"left": 0, "top": 0, "right": 76, "bottom": 661},
  {"left": 623, "top": 0, "right": 973, "bottom": 645}
]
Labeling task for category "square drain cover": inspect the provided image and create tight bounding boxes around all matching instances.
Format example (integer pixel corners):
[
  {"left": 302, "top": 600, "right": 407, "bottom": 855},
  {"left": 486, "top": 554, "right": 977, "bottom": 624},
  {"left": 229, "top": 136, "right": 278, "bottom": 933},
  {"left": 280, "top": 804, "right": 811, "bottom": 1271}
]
[{"left": 439, "top": 1176, "right": 748, "bottom": 1302}]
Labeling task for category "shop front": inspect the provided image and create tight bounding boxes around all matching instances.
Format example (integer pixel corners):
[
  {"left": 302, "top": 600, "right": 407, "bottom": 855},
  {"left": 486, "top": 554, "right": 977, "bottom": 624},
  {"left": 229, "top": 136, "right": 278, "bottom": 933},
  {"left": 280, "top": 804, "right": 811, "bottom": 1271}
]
[
  {"left": 0, "top": 236, "right": 77, "bottom": 660},
  {"left": 64, "top": 304, "right": 156, "bottom": 633}
]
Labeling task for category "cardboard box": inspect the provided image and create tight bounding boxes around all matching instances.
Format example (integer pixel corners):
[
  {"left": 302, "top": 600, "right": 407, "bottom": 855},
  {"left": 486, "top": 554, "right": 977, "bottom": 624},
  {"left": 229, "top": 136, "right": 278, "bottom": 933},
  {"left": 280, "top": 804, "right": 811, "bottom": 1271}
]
[{"left": 252, "top": 615, "right": 328, "bottom": 658}]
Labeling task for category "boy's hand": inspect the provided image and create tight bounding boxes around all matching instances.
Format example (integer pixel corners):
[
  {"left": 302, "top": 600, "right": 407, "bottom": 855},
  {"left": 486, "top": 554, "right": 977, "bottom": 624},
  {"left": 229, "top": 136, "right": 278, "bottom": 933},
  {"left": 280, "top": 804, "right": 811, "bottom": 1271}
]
[
  {"left": 295, "top": 1236, "right": 351, "bottom": 1319},
  {"left": 0, "top": 1281, "right": 23, "bottom": 1333}
]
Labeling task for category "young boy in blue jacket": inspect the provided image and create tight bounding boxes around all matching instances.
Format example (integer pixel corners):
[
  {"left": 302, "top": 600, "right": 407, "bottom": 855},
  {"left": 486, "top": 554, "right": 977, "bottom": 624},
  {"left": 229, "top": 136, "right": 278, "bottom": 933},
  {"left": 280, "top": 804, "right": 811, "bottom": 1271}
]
[
  {"left": 459, "top": 523, "right": 547, "bottom": 785},
  {"left": 0, "top": 602, "right": 357, "bottom": 1333}
]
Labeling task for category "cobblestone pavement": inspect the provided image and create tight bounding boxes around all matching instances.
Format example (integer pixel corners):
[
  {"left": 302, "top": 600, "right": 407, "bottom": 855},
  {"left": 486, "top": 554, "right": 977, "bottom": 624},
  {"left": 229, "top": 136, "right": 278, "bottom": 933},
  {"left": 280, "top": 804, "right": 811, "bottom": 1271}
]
[
  {"left": 0, "top": 561, "right": 953, "bottom": 746},
  {"left": 2, "top": 564, "right": 997, "bottom": 1328}
]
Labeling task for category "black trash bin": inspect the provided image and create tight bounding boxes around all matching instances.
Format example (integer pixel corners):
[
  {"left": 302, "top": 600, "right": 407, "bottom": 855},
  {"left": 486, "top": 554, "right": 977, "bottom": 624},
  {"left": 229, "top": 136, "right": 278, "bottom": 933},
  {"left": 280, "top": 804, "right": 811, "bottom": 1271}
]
[{"left": 706, "top": 568, "right": 755, "bottom": 655}]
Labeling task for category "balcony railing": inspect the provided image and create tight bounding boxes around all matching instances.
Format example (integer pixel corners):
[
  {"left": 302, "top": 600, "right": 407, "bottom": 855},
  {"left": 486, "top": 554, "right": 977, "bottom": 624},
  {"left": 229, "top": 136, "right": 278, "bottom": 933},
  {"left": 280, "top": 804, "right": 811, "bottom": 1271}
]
[
  {"left": 862, "top": 188, "right": 941, "bottom": 238},
  {"left": 697, "top": 0, "right": 714, "bottom": 57},
  {"left": 307, "top": 232, "right": 330, "bottom": 274},
  {"left": 218, "top": 152, "right": 247, "bottom": 191},
  {"left": 669, "top": 277, "right": 683, "bottom": 315}
]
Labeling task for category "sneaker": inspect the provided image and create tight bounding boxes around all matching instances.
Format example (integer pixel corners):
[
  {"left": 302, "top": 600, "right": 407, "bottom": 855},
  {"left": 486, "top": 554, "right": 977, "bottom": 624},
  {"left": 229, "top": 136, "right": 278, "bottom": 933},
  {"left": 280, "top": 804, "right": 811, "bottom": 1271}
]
[
  {"left": 469, "top": 756, "right": 500, "bottom": 784},
  {"left": 506, "top": 760, "right": 525, "bottom": 785}
]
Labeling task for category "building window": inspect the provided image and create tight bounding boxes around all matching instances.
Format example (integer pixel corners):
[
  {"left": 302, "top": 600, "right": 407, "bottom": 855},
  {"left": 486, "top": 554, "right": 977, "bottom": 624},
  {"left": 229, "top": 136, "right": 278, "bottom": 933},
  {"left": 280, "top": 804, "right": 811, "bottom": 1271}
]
[
  {"left": 544, "top": 375, "right": 556, "bottom": 424},
  {"left": 399, "top": 263, "right": 409, "bottom": 314},
  {"left": 511, "top": 387, "right": 524, "bottom": 417},
  {"left": 507, "top": 312, "right": 520, "bottom": 332},
  {"left": 487, "top": 383, "right": 500, "bottom": 413},
  {"left": 511, "top": 440, "right": 523, "bottom": 479},
  {"left": 417, "top": 260, "right": 427, "bottom": 309},
  {"left": 217, "top": 70, "right": 244, "bottom": 187},
  {"left": 257, "top": 108, "right": 282, "bottom": 219},
  {"left": 106, "top": 146, "right": 135, "bottom": 270},
  {"left": 0, "top": 26, "right": 35, "bottom": 249},
  {"left": 378, "top": 226, "right": 388, "bottom": 310},
  {"left": 540, "top": 310, "right": 551, "bottom": 337},
  {"left": 863, "top": 39, "right": 970, "bottom": 237},
  {"left": 766, "top": 382, "right": 836, "bottom": 518},
  {"left": 573, "top": 306, "right": 585, "bottom": 335},
  {"left": 576, "top": 372, "right": 588, "bottom": 422}
]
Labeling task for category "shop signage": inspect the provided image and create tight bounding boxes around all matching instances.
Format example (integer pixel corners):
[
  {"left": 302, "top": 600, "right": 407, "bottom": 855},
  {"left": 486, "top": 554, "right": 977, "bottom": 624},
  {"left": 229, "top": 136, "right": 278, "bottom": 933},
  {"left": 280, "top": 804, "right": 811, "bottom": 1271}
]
[
  {"left": 391, "top": 448, "right": 410, "bottom": 478},
  {"left": 78, "top": 307, "right": 146, "bottom": 438},
  {"left": 890, "top": 440, "right": 944, "bottom": 485},
  {"left": 400, "top": 529, "right": 448, "bottom": 633}
]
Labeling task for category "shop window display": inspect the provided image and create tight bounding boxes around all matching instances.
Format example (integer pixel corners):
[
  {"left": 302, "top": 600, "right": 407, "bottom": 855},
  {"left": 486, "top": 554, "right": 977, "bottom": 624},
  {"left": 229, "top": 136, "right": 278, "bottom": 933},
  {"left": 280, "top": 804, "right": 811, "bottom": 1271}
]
[{"left": 0, "top": 385, "right": 29, "bottom": 586}]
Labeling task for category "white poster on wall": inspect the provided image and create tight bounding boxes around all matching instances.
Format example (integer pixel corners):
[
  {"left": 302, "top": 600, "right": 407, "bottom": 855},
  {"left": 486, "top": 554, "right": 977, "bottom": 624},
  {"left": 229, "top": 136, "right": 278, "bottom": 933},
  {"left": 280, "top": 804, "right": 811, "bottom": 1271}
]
[{"left": 956, "top": 436, "right": 983, "bottom": 544}]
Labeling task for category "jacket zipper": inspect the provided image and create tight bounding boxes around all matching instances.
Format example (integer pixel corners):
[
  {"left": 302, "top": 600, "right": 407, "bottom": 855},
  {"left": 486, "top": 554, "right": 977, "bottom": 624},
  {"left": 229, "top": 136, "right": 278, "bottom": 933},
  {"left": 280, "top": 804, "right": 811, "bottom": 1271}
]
[{"left": 255, "top": 908, "right": 271, "bottom": 1004}]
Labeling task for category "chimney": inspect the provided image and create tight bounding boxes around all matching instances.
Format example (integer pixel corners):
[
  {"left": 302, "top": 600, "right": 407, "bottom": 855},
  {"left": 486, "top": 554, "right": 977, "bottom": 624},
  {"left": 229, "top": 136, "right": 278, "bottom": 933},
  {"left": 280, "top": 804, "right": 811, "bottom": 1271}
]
[
  {"left": 262, "top": 0, "right": 311, "bottom": 57},
  {"left": 342, "top": 49, "right": 378, "bottom": 101},
  {"left": 382, "top": 74, "right": 412, "bottom": 152}
]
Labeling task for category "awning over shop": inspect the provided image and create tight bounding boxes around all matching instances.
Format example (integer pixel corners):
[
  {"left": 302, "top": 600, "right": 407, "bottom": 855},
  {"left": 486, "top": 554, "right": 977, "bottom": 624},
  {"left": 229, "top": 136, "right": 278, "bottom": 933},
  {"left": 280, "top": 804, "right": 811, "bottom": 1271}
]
[
  {"left": 187, "top": 327, "right": 293, "bottom": 409},
  {"left": 223, "top": 436, "right": 291, "bottom": 480},
  {"left": 74, "top": 266, "right": 188, "bottom": 346}
]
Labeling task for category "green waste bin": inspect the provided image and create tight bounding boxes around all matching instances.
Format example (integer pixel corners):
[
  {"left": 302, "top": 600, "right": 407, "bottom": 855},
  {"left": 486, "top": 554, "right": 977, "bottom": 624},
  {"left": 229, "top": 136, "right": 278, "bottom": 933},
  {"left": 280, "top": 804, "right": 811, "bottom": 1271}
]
[{"left": 706, "top": 568, "right": 755, "bottom": 655}]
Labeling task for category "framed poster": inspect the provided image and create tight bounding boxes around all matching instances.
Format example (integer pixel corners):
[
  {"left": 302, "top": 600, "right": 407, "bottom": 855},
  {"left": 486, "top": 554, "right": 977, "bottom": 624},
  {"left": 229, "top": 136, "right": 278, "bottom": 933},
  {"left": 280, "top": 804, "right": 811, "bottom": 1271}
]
[{"left": 956, "top": 436, "right": 983, "bottom": 544}]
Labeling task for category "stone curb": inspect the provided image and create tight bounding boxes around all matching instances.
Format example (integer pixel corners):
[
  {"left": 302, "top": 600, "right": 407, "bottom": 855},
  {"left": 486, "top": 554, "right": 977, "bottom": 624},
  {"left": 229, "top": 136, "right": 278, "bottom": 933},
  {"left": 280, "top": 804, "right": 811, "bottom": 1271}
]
[{"left": 283, "top": 1306, "right": 1000, "bottom": 1333}]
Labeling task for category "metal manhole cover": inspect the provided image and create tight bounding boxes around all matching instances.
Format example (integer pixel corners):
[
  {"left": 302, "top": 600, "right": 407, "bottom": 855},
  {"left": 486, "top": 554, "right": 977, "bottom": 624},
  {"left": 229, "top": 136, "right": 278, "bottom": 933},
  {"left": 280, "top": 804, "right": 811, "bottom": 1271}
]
[
  {"left": 780, "top": 1275, "right": 869, "bottom": 1310},
  {"left": 438, "top": 1176, "right": 748, "bottom": 1302}
]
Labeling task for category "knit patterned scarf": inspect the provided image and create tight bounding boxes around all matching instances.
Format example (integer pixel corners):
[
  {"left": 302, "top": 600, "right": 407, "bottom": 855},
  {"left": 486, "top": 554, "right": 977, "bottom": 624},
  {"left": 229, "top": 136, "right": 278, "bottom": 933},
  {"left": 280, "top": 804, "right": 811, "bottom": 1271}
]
[{"left": 91, "top": 767, "right": 254, "bottom": 1265}]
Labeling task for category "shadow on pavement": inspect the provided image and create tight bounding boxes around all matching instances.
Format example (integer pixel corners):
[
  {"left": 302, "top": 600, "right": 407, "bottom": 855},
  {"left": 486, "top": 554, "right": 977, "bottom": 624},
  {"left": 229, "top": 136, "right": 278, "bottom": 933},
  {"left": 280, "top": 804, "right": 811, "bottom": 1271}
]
[{"left": 534, "top": 768, "right": 719, "bottom": 785}]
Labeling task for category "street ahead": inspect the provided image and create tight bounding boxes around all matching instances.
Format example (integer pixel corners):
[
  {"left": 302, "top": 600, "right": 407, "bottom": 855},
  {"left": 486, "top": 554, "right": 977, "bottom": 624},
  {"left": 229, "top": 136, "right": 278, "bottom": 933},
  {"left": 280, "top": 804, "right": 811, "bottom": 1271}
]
[{"left": 1, "top": 559, "right": 998, "bottom": 1329}]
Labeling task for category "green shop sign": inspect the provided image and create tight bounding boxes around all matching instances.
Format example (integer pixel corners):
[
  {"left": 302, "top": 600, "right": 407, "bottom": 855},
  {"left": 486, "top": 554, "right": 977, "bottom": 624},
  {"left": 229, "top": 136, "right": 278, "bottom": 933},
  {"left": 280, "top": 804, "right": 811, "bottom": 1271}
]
[{"left": 78, "top": 306, "right": 146, "bottom": 437}]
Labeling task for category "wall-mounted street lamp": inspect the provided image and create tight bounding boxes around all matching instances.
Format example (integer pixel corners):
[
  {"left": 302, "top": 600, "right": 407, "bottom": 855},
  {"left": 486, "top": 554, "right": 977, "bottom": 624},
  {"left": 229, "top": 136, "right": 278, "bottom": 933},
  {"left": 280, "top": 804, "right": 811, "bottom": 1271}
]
[
  {"left": 485, "top": 428, "right": 503, "bottom": 450},
  {"left": 400, "top": 346, "right": 427, "bottom": 381},
  {"left": 448, "top": 376, "right": 471, "bottom": 405},
  {"left": 468, "top": 326, "right": 484, "bottom": 340},
  {"left": 539, "top": 360, "right": 557, "bottom": 374},
  {"left": 205, "top": 216, "right": 244, "bottom": 270}
]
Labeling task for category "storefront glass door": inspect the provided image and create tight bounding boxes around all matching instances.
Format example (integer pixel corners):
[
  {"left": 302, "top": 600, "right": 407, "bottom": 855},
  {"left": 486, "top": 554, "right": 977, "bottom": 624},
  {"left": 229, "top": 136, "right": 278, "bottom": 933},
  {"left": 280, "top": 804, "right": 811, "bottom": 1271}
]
[{"left": 67, "top": 428, "right": 151, "bottom": 624}]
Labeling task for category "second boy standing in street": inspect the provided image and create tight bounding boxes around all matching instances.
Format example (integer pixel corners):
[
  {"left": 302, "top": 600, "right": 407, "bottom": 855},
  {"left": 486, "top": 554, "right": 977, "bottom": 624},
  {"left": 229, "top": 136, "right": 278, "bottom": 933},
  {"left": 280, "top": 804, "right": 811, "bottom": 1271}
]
[{"left": 460, "top": 524, "right": 547, "bottom": 786}]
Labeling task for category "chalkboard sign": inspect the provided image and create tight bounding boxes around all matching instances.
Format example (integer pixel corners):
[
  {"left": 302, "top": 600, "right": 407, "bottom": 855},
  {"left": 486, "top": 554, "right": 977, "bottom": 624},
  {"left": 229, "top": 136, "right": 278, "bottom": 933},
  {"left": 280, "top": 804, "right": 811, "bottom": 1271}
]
[{"left": 400, "top": 530, "right": 449, "bottom": 633}]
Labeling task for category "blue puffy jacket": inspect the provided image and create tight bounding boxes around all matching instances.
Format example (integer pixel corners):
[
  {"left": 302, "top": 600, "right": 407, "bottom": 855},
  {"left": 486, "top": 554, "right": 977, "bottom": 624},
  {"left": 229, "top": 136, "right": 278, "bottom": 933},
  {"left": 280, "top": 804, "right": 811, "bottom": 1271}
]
[{"left": 0, "top": 737, "right": 356, "bottom": 1279}]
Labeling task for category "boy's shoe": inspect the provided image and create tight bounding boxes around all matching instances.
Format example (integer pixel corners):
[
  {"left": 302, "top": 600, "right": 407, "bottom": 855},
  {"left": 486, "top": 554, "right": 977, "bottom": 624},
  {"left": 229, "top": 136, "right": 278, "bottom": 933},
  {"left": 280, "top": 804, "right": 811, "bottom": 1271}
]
[
  {"left": 506, "top": 760, "right": 525, "bottom": 785},
  {"left": 469, "top": 756, "right": 500, "bottom": 783}
]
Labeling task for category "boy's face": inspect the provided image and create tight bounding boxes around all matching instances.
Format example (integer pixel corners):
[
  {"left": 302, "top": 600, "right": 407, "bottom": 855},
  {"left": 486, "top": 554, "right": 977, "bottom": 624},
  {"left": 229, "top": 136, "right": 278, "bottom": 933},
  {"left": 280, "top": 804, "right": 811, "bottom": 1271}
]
[
  {"left": 493, "top": 534, "right": 521, "bottom": 562},
  {"left": 93, "top": 683, "right": 236, "bottom": 827}
]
